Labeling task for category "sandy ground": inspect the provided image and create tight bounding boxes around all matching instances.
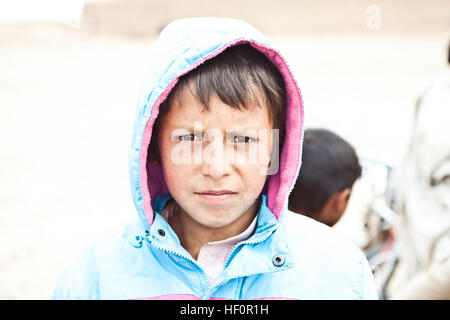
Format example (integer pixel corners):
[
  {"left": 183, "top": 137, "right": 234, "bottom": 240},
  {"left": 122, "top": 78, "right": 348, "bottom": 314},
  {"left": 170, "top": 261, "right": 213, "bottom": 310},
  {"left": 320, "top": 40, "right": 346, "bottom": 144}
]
[{"left": 0, "top": 23, "right": 448, "bottom": 299}]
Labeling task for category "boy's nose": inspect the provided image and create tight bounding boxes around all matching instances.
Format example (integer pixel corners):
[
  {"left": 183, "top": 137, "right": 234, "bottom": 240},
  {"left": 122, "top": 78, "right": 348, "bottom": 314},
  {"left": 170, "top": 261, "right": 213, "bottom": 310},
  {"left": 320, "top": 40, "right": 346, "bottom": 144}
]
[{"left": 200, "top": 140, "right": 232, "bottom": 179}]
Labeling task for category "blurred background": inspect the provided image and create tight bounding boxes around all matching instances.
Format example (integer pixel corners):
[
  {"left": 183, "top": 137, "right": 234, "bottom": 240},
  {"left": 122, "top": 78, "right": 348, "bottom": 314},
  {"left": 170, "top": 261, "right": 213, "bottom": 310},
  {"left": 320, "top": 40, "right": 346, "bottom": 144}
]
[{"left": 0, "top": 0, "right": 449, "bottom": 299}]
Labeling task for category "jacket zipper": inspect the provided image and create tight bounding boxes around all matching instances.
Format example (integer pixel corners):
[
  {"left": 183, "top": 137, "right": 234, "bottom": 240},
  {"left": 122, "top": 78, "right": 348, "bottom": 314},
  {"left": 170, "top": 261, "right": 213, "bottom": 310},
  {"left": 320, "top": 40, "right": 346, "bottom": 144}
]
[
  {"left": 138, "top": 223, "right": 279, "bottom": 300},
  {"left": 203, "top": 226, "right": 278, "bottom": 299},
  {"left": 144, "top": 234, "right": 211, "bottom": 295}
]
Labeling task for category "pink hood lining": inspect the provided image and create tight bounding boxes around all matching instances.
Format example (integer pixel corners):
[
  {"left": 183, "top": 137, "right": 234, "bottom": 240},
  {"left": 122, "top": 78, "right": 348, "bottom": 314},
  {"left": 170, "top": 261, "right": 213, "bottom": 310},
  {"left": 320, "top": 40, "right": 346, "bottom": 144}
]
[{"left": 139, "top": 40, "right": 304, "bottom": 226}]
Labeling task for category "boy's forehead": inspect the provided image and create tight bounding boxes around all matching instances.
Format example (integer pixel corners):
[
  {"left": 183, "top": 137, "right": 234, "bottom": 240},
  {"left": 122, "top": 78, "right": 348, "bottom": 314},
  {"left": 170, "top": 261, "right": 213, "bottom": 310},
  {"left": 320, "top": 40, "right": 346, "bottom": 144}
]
[{"left": 161, "top": 89, "right": 272, "bottom": 128}]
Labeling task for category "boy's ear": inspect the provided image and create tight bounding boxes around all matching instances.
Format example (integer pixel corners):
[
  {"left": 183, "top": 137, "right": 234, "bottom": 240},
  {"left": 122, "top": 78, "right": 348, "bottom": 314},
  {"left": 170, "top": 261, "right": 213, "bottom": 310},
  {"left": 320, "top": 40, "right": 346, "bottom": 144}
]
[
  {"left": 148, "top": 151, "right": 161, "bottom": 165},
  {"left": 148, "top": 136, "right": 161, "bottom": 165}
]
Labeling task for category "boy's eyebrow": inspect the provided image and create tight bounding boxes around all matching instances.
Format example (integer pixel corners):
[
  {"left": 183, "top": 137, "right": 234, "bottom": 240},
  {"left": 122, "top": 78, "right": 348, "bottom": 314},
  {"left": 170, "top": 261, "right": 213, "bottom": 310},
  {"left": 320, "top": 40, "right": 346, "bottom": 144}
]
[
  {"left": 226, "top": 128, "right": 260, "bottom": 135},
  {"left": 165, "top": 121, "right": 201, "bottom": 132},
  {"left": 167, "top": 124, "right": 266, "bottom": 132}
]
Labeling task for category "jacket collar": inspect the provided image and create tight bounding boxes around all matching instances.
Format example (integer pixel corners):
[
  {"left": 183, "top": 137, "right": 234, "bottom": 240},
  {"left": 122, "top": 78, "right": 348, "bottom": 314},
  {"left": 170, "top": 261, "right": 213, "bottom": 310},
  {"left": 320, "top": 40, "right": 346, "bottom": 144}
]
[
  {"left": 147, "top": 194, "right": 294, "bottom": 285},
  {"left": 150, "top": 193, "right": 279, "bottom": 243}
]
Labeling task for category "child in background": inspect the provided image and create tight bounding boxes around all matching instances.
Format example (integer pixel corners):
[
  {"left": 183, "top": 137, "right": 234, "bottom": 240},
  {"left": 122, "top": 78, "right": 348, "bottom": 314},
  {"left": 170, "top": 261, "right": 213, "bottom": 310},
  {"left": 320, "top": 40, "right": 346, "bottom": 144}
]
[
  {"left": 288, "top": 128, "right": 362, "bottom": 227},
  {"left": 53, "top": 17, "right": 377, "bottom": 300}
]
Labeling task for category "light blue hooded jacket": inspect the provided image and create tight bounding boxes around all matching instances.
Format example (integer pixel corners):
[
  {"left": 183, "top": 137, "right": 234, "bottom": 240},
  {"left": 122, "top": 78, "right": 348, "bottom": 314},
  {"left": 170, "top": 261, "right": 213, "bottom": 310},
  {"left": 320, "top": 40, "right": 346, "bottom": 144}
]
[{"left": 53, "top": 17, "right": 378, "bottom": 300}]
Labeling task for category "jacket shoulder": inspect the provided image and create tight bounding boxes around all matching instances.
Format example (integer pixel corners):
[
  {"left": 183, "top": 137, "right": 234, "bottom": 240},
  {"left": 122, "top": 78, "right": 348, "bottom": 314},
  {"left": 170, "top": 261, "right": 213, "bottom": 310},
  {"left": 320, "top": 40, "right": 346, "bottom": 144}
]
[
  {"left": 53, "top": 219, "right": 143, "bottom": 299},
  {"left": 280, "top": 210, "right": 378, "bottom": 299},
  {"left": 282, "top": 209, "right": 361, "bottom": 256}
]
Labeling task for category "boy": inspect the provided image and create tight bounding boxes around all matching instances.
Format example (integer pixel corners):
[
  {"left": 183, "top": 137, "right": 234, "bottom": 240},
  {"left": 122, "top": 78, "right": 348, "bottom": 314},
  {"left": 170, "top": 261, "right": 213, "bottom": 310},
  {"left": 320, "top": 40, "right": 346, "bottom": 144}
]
[
  {"left": 288, "top": 128, "right": 362, "bottom": 227},
  {"left": 53, "top": 17, "right": 377, "bottom": 299}
]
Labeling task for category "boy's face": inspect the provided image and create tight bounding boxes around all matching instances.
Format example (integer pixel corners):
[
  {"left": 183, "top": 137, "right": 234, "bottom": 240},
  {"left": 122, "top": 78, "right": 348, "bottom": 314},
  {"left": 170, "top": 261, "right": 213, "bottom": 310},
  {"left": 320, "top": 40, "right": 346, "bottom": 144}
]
[{"left": 157, "top": 88, "right": 274, "bottom": 230}]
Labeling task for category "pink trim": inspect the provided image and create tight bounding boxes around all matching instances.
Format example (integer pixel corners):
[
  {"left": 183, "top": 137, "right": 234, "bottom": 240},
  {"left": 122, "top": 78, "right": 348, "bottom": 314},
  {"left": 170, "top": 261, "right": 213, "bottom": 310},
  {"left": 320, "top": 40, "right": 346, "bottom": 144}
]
[
  {"left": 134, "top": 294, "right": 295, "bottom": 300},
  {"left": 248, "top": 43, "right": 304, "bottom": 222},
  {"left": 253, "top": 297, "right": 297, "bottom": 300},
  {"left": 134, "top": 294, "right": 201, "bottom": 300},
  {"left": 139, "top": 40, "right": 303, "bottom": 226}
]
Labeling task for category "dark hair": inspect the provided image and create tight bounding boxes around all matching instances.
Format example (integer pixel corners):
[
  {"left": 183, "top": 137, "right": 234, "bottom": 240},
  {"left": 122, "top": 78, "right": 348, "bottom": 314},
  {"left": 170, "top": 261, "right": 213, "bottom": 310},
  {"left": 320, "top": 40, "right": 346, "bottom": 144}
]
[
  {"left": 161, "top": 44, "right": 285, "bottom": 130},
  {"left": 149, "top": 44, "right": 286, "bottom": 162},
  {"left": 289, "top": 129, "right": 362, "bottom": 214},
  {"left": 448, "top": 40, "right": 450, "bottom": 64}
]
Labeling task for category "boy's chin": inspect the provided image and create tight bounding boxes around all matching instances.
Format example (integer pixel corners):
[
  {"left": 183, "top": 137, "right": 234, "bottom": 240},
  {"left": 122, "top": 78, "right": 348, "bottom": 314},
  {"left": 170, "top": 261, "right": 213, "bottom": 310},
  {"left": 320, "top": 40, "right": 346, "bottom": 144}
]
[
  {"left": 194, "top": 213, "right": 240, "bottom": 229},
  {"left": 189, "top": 209, "right": 247, "bottom": 230}
]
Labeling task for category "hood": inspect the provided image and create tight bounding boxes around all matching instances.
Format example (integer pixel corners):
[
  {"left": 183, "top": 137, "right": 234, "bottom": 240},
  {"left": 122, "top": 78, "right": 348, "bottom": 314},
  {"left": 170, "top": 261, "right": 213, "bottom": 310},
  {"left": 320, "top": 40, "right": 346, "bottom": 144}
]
[{"left": 128, "top": 17, "right": 304, "bottom": 230}]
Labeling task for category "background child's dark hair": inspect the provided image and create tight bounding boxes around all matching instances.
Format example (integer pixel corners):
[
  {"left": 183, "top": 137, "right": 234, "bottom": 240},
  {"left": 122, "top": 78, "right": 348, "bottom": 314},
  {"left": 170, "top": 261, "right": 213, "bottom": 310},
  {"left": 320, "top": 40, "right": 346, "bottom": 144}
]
[
  {"left": 448, "top": 40, "right": 450, "bottom": 64},
  {"left": 289, "top": 128, "right": 362, "bottom": 214},
  {"left": 149, "top": 44, "right": 286, "bottom": 162}
]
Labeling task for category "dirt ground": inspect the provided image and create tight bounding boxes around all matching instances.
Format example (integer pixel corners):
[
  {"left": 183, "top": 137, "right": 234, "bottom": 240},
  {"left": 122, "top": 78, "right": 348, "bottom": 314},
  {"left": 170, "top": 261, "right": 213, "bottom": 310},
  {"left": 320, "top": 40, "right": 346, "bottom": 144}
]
[{"left": 0, "top": 1, "right": 449, "bottom": 299}]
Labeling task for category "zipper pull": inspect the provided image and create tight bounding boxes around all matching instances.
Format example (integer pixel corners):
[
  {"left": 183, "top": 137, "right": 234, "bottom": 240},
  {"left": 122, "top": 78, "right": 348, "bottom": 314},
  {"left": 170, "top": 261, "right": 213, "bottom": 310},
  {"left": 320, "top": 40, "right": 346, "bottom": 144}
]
[
  {"left": 128, "top": 230, "right": 151, "bottom": 248},
  {"left": 128, "top": 235, "right": 145, "bottom": 248}
]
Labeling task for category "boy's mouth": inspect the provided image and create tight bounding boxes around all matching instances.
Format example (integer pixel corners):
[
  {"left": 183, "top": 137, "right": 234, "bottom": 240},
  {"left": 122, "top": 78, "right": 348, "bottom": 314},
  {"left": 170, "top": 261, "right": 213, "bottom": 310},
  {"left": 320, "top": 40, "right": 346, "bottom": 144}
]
[
  {"left": 198, "top": 190, "right": 236, "bottom": 195},
  {"left": 195, "top": 190, "right": 237, "bottom": 203}
]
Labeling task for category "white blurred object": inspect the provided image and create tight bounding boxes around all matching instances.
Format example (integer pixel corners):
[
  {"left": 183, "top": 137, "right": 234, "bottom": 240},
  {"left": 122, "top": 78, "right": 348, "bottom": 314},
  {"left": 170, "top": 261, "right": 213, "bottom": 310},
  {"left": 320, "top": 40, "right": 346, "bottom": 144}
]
[
  {"left": 332, "top": 154, "right": 401, "bottom": 299},
  {"left": 385, "top": 70, "right": 450, "bottom": 299},
  {"left": 358, "top": 158, "right": 400, "bottom": 298},
  {"left": 344, "top": 68, "right": 450, "bottom": 299}
]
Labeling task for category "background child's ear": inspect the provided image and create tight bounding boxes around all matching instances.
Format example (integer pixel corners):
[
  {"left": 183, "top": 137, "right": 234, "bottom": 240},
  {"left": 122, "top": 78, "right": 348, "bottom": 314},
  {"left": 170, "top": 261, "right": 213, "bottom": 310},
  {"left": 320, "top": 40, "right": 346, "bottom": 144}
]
[{"left": 333, "top": 188, "right": 351, "bottom": 214}]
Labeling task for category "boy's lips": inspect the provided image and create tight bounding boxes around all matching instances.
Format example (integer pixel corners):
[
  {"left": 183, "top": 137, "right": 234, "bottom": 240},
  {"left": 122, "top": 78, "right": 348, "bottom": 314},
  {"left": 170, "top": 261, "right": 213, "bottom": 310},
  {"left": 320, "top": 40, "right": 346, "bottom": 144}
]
[
  {"left": 198, "top": 190, "right": 236, "bottom": 195},
  {"left": 195, "top": 190, "right": 237, "bottom": 204}
]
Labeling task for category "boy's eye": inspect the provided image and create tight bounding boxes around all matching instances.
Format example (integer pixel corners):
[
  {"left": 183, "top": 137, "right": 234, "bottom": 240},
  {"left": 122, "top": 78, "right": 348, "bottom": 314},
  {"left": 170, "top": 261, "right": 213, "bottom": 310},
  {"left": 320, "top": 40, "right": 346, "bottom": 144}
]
[
  {"left": 177, "top": 134, "right": 201, "bottom": 142},
  {"left": 232, "top": 136, "right": 256, "bottom": 143}
]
